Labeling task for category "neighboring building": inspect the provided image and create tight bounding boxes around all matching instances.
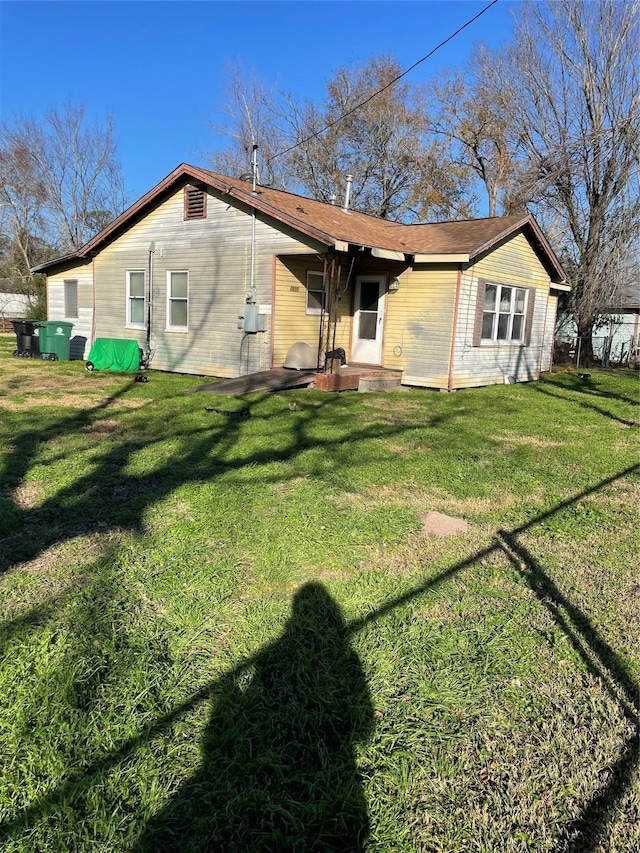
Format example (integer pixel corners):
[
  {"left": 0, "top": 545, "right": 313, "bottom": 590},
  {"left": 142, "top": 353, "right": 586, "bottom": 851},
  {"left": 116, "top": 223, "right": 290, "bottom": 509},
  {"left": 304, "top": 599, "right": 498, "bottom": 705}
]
[
  {"left": 33, "top": 164, "right": 568, "bottom": 390},
  {"left": 0, "top": 279, "right": 32, "bottom": 331},
  {"left": 556, "top": 300, "right": 640, "bottom": 367}
]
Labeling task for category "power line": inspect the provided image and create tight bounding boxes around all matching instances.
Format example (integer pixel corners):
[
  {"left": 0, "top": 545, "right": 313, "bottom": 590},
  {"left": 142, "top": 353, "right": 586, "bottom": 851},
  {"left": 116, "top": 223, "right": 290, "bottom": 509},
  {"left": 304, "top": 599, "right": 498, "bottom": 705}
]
[{"left": 267, "top": 0, "right": 500, "bottom": 166}]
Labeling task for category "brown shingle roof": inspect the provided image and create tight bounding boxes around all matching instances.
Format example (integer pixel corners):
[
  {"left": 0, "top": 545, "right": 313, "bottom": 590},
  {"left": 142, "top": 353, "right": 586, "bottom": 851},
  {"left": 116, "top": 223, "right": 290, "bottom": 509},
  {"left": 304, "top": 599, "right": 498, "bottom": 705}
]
[{"left": 32, "top": 163, "right": 566, "bottom": 282}]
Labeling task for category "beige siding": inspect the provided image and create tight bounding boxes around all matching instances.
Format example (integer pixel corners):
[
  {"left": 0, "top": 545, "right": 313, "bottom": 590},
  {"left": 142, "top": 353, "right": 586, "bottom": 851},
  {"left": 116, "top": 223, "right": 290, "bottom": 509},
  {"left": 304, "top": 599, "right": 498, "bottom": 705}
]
[
  {"left": 450, "top": 233, "right": 553, "bottom": 389},
  {"left": 94, "top": 186, "right": 322, "bottom": 377},
  {"left": 273, "top": 256, "right": 352, "bottom": 367},
  {"left": 385, "top": 265, "right": 458, "bottom": 388},
  {"left": 47, "top": 262, "right": 93, "bottom": 359},
  {"left": 273, "top": 256, "right": 457, "bottom": 381}
]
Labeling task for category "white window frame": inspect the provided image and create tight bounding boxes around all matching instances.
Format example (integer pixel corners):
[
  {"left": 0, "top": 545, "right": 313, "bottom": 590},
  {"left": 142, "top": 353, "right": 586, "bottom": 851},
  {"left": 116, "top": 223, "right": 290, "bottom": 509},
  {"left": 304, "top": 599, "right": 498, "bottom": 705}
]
[
  {"left": 166, "top": 270, "right": 189, "bottom": 331},
  {"left": 126, "top": 270, "right": 146, "bottom": 329},
  {"left": 481, "top": 283, "right": 528, "bottom": 344},
  {"left": 305, "top": 270, "right": 325, "bottom": 315}
]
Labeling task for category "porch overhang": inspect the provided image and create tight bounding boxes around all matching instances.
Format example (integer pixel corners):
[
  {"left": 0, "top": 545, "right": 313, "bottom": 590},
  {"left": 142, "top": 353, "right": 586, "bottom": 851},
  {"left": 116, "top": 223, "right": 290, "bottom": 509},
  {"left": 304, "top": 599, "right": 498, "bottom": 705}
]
[
  {"left": 371, "top": 247, "right": 405, "bottom": 261},
  {"left": 332, "top": 241, "right": 407, "bottom": 262}
]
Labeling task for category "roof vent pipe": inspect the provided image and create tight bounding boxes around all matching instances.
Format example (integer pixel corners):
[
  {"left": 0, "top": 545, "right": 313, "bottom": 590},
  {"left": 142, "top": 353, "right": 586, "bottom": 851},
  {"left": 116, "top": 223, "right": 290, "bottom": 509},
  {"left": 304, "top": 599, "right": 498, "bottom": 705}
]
[
  {"left": 342, "top": 174, "right": 353, "bottom": 213},
  {"left": 251, "top": 144, "right": 259, "bottom": 195},
  {"left": 329, "top": 193, "right": 337, "bottom": 206}
]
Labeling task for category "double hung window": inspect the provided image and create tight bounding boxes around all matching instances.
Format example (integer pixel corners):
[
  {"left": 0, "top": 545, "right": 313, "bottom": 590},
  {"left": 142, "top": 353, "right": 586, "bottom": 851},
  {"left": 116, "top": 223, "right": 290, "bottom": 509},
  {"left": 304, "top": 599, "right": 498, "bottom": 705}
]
[
  {"left": 127, "top": 271, "right": 145, "bottom": 328},
  {"left": 305, "top": 271, "right": 325, "bottom": 315},
  {"left": 167, "top": 271, "right": 188, "bottom": 330}
]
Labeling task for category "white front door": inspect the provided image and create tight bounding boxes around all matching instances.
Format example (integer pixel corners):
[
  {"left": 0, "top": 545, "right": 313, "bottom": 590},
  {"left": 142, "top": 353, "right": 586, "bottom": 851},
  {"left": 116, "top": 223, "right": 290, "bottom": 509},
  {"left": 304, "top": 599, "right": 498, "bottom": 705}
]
[{"left": 351, "top": 275, "right": 386, "bottom": 364}]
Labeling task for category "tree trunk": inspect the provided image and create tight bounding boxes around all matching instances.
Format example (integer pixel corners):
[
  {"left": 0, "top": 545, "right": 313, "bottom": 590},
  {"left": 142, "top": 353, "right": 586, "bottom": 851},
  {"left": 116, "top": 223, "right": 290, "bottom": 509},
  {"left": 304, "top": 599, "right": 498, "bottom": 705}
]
[{"left": 576, "top": 321, "right": 595, "bottom": 367}]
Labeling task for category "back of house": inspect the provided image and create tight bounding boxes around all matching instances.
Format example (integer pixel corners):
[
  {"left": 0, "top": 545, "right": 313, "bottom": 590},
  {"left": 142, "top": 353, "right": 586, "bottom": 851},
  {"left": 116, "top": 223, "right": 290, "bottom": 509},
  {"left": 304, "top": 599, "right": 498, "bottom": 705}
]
[{"left": 34, "top": 164, "right": 568, "bottom": 389}]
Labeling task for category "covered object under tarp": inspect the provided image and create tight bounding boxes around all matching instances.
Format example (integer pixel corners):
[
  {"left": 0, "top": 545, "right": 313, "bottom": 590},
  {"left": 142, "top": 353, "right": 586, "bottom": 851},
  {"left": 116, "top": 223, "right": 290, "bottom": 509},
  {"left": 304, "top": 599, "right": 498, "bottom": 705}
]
[{"left": 86, "top": 338, "right": 142, "bottom": 372}]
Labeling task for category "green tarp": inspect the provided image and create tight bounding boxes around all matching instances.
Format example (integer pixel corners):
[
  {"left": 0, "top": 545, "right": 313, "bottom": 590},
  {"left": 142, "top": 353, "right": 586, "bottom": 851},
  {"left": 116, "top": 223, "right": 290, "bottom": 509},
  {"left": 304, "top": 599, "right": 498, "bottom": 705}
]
[{"left": 86, "top": 338, "right": 142, "bottom": 372}]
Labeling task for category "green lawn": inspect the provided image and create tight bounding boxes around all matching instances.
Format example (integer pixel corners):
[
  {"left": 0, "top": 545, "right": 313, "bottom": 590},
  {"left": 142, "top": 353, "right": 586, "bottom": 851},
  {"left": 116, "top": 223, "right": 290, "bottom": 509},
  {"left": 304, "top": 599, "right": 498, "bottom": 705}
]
[{"left": 0, "top": 335, "right": 638, "bottom": 852}]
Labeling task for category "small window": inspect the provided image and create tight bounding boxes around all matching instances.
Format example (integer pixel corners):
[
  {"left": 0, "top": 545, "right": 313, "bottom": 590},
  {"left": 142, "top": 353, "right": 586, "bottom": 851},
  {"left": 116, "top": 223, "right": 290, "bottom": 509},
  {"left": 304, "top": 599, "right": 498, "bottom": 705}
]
[
  {"left": 127, "top": 271, "right": 145, "bottom": 328},
  {"left": 306, "top": 271, "right": 325, "bottom": 315},
  {"left": 477, "top": 282, "right": 530, "bottom": 343},
  {"left": 167, "top": 271, "right": 188, "bottom": 330},
  {"left": 184, "top": 186, "right": 207, "bottom": 220},
  {"left": 64, "top": 280, "right": 78, "bottom": 318}
]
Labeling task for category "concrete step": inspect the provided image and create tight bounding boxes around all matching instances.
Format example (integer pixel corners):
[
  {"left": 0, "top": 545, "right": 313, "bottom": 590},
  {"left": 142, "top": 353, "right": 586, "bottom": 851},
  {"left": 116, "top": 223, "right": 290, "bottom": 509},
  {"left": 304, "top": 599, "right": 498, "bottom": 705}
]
[{"left": 358, "top": 375, "right": 403, "bottom": 393}]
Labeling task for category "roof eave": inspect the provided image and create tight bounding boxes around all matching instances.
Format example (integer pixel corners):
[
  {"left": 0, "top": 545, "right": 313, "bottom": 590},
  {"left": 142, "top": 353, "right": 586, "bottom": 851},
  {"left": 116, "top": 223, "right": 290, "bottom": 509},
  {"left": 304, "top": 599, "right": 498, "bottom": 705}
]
[
  {"left": 29, "top": 164, "right": 337, "bottom": 274},
  {"left": 31, "top": 251, "right": 87, "bottom": 274},
  {"left": 469, "top": 214, "right": 567, "bottom": 285}
]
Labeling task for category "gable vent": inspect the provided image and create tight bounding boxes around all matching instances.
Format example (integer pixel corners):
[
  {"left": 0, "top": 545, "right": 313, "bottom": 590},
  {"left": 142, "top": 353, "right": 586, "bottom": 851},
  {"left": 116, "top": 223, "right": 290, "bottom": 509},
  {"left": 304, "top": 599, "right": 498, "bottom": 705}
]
[{"left": 184, "top": 185, "right": 207, "bottom": 220}]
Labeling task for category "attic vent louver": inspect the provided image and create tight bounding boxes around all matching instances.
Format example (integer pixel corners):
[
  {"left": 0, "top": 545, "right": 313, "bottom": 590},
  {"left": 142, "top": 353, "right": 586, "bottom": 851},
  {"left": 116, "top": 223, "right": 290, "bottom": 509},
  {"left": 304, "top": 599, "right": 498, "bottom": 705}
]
[{"left": 184, "top": 185, "right": 207, "bottom": 220}]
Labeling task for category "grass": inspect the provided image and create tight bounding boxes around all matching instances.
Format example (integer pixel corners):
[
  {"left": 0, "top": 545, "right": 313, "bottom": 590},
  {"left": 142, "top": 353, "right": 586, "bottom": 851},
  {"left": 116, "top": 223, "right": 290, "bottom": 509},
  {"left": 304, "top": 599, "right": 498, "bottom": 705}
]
[{"left": 0, "top": 334, "right": 638, "bottom": 852}]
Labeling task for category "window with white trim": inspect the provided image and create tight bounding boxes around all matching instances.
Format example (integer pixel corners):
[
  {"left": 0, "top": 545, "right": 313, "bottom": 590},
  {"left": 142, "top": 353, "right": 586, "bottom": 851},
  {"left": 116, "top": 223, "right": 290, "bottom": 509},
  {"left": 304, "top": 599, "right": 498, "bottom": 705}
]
[
  {"left": 305, "top": 270, "right": 325, "bottom": 315},
  {"left": 480, "top": 283, "right": 528, "bottom": 343},
  {"left": 126, "top": 271, "right": 145, "bottom": 328},
  {"left": 167, "top": 271, "right": 188, "bottom": 330}
]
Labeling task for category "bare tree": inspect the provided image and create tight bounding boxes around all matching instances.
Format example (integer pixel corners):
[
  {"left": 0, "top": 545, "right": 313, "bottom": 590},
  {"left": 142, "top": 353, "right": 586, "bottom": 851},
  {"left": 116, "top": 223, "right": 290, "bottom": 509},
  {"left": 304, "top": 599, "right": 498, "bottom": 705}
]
[
  {"left": 487, "top": 0, "right": 640, "bottom": 362},
  {"left": 0, "top": 104, "right": 127, "bottom": 261},
  {"left": 0, "top": 139, "right": 50, "bottom": 278},
  {"left": 208, "top": 55, "right": 471, "bottom": 222},
  {"left": 206, "top": 61, "right": 291, "bottom": 188},
  {"left": 282, "top": 55, "right": 471, "bottom": 222},
  {"left": 426, "top": 47, "right": 521, "bottom": 218}
]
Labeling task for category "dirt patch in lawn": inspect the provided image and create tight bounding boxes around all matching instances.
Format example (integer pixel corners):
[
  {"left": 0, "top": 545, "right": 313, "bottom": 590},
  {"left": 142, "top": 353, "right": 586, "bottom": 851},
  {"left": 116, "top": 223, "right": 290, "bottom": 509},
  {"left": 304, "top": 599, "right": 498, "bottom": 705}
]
[
  {"left": 420, "top": 510, "right": 469, "bottom": 537},
  {"left": 330, "top": 483, "right": 533, "bottom": 520},
  {"left": 497, "top": 430, "right": 567, "bottom": 449},
  {"left": 1, "top": 393, "right": 108, "bottom": 411},
  {"left": 10, "top": 480, "right": 45, "bottom": 509}
]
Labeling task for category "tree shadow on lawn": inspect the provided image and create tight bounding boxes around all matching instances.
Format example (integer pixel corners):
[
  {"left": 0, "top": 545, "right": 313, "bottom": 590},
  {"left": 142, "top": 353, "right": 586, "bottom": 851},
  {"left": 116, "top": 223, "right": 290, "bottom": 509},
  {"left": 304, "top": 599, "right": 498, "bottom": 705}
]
[
  {"left": 546, "top": 370, "right": 639, "bottom": 404},
  {"left": 533, "top": 385, "right": 638, "bottom": 427},
  {"left": 2, "top": 381, "right": 469, "bottom": 572},
  {"left": 496, "top": 530, "right": 639, "bottom": 853},
  {"left": 1, "top": 370, "right": 638, "bottom": 849},
  {"left": 1, "top": 465, "right": 637, "bottom": 851}
]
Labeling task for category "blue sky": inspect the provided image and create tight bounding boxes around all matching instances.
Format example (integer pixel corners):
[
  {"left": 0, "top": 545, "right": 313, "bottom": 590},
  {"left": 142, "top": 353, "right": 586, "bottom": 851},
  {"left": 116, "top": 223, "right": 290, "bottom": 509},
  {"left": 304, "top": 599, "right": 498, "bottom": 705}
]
[{"left": 0, "top": 1, "right": 516, "bottom": 201}]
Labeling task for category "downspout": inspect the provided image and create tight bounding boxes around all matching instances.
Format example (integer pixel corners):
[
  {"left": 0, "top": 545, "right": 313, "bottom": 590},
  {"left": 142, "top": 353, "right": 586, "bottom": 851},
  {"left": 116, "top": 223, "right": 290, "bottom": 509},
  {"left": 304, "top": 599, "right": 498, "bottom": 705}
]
[
  {"left": 146, "top": 241, "right": 155, "bottom": 365},
  {"left": 239, "top": 145, "right": 259, "bottom": 377},
  {"left": 447, "top": 266, "right": 463, "bottom": 392},
  {"left": 249, "top": 144, "right": 258, "bottom": 301},
  {"left": 91, "top": 256, "right": 96, "bottom": 346}
]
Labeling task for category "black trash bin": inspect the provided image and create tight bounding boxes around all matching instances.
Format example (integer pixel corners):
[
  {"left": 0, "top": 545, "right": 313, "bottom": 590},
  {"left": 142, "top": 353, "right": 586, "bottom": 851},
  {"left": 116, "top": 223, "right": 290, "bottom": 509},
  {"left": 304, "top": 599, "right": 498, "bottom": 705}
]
[{"left": 11, "top": 320, "right": 40, "bottom": 358}]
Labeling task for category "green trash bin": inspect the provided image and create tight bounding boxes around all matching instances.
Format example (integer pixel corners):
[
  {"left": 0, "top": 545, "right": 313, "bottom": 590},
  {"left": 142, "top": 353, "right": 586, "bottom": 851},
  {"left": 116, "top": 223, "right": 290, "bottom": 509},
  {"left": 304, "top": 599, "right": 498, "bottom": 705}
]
[{"left": 35, "top": 321, "right": 74, "bottom": 361}]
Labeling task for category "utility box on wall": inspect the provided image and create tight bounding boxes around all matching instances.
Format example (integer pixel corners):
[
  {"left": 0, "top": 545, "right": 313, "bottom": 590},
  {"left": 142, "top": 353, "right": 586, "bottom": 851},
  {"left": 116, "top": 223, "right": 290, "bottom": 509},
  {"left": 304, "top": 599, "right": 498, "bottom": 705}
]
[{"left": 238, "top": 303, "right": 265, "bottom": 333}]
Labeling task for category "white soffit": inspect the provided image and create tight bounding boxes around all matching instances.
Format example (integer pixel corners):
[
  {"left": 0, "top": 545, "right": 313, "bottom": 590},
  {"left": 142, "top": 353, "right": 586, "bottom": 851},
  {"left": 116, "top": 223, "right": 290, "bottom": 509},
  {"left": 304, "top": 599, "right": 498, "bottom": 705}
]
[
  {"left": 413, "top": 253, "right": 470, "bottom": 263},
  {"left": 371, "top": 247, "right": 405, "bottom": 261},
  {"left": 334, "top": 240, "right": 349, "bottom": 252},
  {"left": 551, "top": 282, "right": 571, "bottom": 291}
]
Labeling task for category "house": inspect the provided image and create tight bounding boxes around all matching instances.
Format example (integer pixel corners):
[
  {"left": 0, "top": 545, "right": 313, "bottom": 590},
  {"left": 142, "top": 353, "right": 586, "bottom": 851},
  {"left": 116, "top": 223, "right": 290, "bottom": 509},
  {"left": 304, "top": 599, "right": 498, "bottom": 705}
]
[
  {"left": 556, "top": 296, "right": 640, "bottom": 367},
  {"left": 0, "top": 279, "right": 33, "bottom": 332},
  {"left": 32, "top": 163, "right": 568, "bottom": 390}
]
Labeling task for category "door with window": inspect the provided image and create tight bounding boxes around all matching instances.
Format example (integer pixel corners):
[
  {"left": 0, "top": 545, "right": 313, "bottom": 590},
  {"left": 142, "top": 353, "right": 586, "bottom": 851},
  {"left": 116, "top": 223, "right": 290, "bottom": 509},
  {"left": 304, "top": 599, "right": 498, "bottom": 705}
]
[{"left": 351, "top": 275, "right": 386, "bottom": 364}]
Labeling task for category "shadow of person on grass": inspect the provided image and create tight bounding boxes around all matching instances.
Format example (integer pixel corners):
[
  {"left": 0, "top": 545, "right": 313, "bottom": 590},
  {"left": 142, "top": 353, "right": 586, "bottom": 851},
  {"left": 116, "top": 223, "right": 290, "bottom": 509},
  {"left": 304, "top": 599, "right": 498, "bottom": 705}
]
[{"left": 137, "top": 582, "right": 374, "bottom": 852}]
